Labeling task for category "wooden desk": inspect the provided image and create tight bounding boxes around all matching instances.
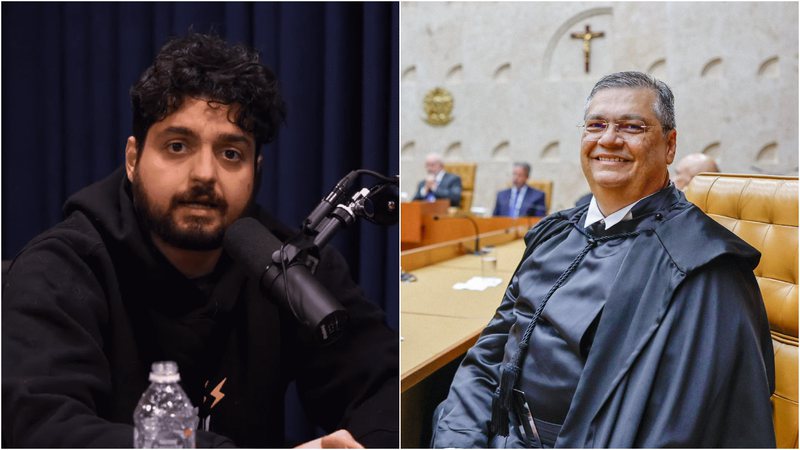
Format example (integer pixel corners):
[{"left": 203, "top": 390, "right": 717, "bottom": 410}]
[
  {"left": 401, "top": 204, "right": 537, "bottom": 250},
  {"left": 401, "top": 219, "right": 536, "bottom": 270},
  {"left": 401, "top": 313, "right": 489, "bottom": 392},
  {"left": 418, "top": 216, "right": 535, "bottom": 248},
  {"left": 433, "top": 240, "right": 527, "bottom": 274},
  {"left": 400, "top": 238, "right": 526, "bottom": 390},
  {"left": 400, "top": 200, "right": 449, "bottom": 244}
]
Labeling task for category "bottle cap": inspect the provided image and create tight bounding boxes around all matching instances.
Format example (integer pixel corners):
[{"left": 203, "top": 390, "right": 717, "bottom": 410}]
[{"left": 149, "top": 361, "right": 181, "bottom": 383}]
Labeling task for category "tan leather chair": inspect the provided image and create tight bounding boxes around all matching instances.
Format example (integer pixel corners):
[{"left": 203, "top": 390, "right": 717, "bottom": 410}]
[
  {"left": 685, "top": 173, "right": 798, "bottom": 448},
  {"left": 528, "top": 179, "right": 553, "bottom": 214},
  {"left": 443, "top": 162, "right": 476, "bottom": 212}
]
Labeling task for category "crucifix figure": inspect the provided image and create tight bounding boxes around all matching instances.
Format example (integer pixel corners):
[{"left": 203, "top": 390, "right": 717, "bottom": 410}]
[{"left": 571, "top": 24, "right": 605, "bottom": 73}]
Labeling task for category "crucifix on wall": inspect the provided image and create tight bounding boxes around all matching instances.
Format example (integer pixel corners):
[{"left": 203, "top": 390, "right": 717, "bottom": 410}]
[{"left": 571, "top": 24, "right": 605, "bottom": 73}]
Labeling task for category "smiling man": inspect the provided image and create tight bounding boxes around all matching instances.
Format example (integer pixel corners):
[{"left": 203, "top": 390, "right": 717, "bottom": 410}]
[
  {"left": 432, "top": 71, "right": 775, "bottom": 447},
  {"left": 2, "top": 33, "right": 397, "bottom": 448}
]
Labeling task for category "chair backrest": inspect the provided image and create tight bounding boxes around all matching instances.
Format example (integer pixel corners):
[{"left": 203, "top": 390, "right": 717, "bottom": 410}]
[
  {"left": 443, "top": 162, "right": 476, "bottom": 211},
  {"left": 527, "top": 179, "right": 553, "bottom": 214},
  {"left": 685, "top": 173, "right": 798, "bottom": 448}
]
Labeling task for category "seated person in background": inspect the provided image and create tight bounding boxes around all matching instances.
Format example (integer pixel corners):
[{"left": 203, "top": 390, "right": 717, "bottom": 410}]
[
  {"left": 2, "top": 33, "right": 397, "bottom": 448},
  {"left": 674, "top": 152, "right": 719, "bottom": 190},
  {"left": 433, "top": 71, "right": 774, "bottom": 448},
  {"left": 412, "top": 152, "right": 462, "bottom": 207},
  {"left": 492, "top": 162, "right": 546, "bottom": 217}
]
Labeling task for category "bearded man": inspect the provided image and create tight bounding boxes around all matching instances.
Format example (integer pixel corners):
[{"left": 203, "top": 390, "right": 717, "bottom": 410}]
[{"left": 3, "top": 33, "right": 398, "bottom": 448}]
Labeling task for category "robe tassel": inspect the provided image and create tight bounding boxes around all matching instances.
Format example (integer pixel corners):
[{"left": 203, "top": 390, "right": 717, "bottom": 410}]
[
  {"left": 490, "top": 387, "right": 509, "bottom": 436},
  {"left": 499, "top": 362, "right": 519, "bottom": 408},
  {"left": 491, "top": 363, "right": 519, "bottom": 436}
]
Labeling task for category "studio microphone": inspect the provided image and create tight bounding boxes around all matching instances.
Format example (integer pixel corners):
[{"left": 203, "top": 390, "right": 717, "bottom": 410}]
[
  {"left": 223, "top": 217, "right": 348, "bottom": 344},
  {"left": 433, "top": 214, "right": 488, "bottom": 255}
]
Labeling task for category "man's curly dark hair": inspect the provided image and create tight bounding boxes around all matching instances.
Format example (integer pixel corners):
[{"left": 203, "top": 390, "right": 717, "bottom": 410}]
[{"left": 130, "top": 33, "right": 286, "bottom": 153}]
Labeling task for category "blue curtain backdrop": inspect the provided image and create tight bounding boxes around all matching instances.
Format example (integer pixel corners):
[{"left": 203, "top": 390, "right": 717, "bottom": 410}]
[
  {"left": 2, "top": 2, "right": 398, "bottom": 444},
  {"left": 1, "top": 1, "right": 398, "bottom": 326}
]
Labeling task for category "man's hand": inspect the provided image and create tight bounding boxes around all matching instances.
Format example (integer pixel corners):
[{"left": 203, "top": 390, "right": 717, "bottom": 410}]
[
  {"left": 424, "top": 174, "right": 436, "bottom": 193},
  {"left": 295, "top": 429, "right": 364, "bottom": 449}
]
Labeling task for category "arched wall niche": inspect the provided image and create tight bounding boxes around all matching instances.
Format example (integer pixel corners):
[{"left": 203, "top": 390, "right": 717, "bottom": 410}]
[{"left": 542, "top": 7, "right": 613, "bottom": 79}]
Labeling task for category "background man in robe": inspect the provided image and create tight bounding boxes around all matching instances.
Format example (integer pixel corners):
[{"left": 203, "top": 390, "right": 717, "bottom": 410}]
[
  {"left": 2, "top": 33, "right": 397, "bottom": 448},
  {"left": 432, "top": 71, "right": 775, "bottom": 447},
  {"left": 492, "top": 162, "right": 547, "bottom": 217},
  {"left": 674, "top": 152, "right": 720, "bottom": 190},
  {"left": 413, "top": 152, "right": 463, "bottom": 207}
]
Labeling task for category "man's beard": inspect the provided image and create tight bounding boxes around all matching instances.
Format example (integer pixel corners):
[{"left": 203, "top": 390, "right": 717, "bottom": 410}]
[{"left": 132, "top": 173, "right": 235, "bottom": 251}]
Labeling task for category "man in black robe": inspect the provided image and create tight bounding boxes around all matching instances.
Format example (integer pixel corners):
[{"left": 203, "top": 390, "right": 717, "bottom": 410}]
[{"left": 432, "top": 71, "right": 775, "bottom": 447}]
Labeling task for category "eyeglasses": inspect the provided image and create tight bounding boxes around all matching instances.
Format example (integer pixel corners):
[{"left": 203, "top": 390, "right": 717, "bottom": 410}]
[{"left": 578, "top": 119, "right": 657, "bottom": 141}]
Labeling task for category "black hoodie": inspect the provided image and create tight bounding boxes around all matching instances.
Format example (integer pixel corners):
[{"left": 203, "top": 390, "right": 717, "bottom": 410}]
[{"left": 2, "top": 167, "right": 399, "bottom": 447}]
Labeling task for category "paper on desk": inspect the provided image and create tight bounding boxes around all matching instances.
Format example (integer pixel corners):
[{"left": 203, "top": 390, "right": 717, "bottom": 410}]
[{"left": 453, "top": 276, "right": 503, "bottom": 291}]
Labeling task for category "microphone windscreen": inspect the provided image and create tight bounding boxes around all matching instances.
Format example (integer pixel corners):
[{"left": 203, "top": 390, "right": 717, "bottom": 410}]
[{"left": 223, "top": 217, "right": 282, "bottom": 278}]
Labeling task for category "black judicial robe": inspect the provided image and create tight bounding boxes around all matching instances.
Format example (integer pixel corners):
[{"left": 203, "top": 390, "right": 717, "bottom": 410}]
[{"left": 432, "top": 186, "right": 776, "bottom": 448}]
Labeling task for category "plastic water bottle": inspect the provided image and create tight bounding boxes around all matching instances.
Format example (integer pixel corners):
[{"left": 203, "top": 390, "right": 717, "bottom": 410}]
[{"left": 133, "top": 361, "right": 199, "bottom": 448}]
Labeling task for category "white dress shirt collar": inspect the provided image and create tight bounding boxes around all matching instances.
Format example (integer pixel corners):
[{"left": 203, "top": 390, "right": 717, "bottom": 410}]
[
  {"left": 585, "top": 197, "right": 636, "bottom": 230},
  {"left": 584, "top": 185, "right": 669, "bottom": 230}
]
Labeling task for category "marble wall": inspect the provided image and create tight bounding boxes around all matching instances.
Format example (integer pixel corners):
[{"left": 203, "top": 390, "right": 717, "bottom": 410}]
[{"left": 400, "top": 2, "right": 799, "bottom": 213}]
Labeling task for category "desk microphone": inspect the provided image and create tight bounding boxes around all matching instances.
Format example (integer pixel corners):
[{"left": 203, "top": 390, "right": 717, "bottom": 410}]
[{"left": 433, "top": 214, "right": 489, "bottom": 255}]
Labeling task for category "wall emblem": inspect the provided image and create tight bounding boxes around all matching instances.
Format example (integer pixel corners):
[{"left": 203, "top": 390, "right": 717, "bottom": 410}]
[{"left": 423, "top": 87, "right": 454, "bottom": 126}]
